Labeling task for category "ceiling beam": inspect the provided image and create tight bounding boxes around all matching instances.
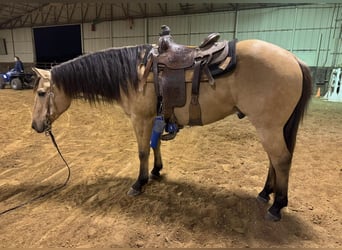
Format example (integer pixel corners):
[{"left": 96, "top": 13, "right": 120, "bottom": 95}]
[
  {"left": 81, "top": 3, "right": 89, "bottom": 22},
  {"left": 67, "top": 3, "right": 77, "bottom": 23},
  {"left": 0, "top": 3, "right": 49, "bottom": 29},
  {"left": 121, "top": 3, "right": 130, "bottom": 18},
  {"left": 55, "top": 4, "right": 65, "bottom": 23},
  {"left": 138, "top": 3, "right": 147, "bottom": 17},
  {"left": 43, "top": 5, "right": 53, "bottom": 25},
  {"left": 95, "top": 3, "right": 104, "bottom": 20},
  {"left": 158, "top": 3, "right": 167, "bottom": 16}
]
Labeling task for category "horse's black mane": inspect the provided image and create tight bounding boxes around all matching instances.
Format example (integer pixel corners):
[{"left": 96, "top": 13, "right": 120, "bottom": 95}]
[{"left": 51, "top": 44, "right": 153, "bottom": 103}]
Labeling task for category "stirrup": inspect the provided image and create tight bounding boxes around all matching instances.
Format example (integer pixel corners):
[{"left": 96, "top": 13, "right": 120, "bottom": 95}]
[
  {"left": 161, "top": 132, "right": 177, "bottom": 141},
  {"left": 161, "top": 121, "right": 179, "bottom": 141},
  {"left": 236, "top": 111, "right": 246, "bottom": 119}
]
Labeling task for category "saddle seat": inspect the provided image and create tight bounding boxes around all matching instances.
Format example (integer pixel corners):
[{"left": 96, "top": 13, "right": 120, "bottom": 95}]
[{"left": 156, "top": 31, "right": 228, "bottom": 71}]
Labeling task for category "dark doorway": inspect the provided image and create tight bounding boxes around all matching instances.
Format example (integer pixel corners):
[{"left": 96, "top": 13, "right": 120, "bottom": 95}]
[{"left": 33, "top": 25, "right": 82, "bottom": 68}]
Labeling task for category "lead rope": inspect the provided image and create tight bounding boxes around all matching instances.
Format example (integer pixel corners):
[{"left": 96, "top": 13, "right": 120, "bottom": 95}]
[{"left": 0, "top": 130, "right": 71, "bottom": 216}]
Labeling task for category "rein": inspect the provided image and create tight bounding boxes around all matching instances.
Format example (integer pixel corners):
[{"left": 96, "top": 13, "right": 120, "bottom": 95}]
[
  {"left": 0, "top": 86, "right": 71, "bottom": 216},
  {"left": 0, "top": 130, "right": 71, "bottom": 216}
]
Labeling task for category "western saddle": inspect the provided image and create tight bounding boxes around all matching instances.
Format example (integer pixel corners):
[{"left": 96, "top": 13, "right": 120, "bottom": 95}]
[{"left": 147, "top": 25, "right": 237, "bottom": 140}]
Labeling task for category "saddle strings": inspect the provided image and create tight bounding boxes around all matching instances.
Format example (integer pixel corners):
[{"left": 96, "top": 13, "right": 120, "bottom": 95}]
[{"left": 0, "top": 130, "right": 71, "bottom": 216}]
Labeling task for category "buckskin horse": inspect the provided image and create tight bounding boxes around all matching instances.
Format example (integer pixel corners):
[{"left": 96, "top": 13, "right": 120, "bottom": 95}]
[{"left": 31, "top": 30, "right": 312, "bottom": 221}]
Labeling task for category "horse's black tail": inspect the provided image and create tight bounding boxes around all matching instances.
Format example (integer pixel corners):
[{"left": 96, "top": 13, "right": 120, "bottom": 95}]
[{"left": 283, "top": 59, "right": 313, "bottom": 154}]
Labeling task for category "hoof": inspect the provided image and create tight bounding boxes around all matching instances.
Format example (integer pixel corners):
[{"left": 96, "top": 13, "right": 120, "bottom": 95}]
[
  {"left": 265, "top": 211, "right": 281, "bottom": 221},
  {"left": 257, "top": 194, "right": 270, "bottom": 203},
  {"left": 127, "top": 187, "right": 142, "bottom": 196}
]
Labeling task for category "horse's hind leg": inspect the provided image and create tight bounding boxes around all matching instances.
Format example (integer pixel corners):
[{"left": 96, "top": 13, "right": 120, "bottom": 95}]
[
  {"left": 257, "top": 127, "right": 292, "bottom": 221},
  {"left": 267, "top": 157, "right": 292, "bottom": 221},
  {"left": 257, "top": 162, "right": 275, "bottom": 203}
]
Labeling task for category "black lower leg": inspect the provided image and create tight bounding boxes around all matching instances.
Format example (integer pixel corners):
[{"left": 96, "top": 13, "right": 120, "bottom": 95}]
[
  {"left": 131, "top": 175, "right": 149, "bottom": 192},
  {"left": 151, "top": 163, "right": 163, "bottom": 178},
  {"left": 258, "top": 184, "right": 273, "bottom": 202},
  {"left": 131, "top": 151, "right": 149, "bottom": 192},
  {"left": 258, "top": 167, "right": 275, "bottom": 202},
  {"left": 151, "top": 145, "right": 163, "bottom": 178},
  {"left": 267, "top": 192, "right": 288, "bottom": 221}
]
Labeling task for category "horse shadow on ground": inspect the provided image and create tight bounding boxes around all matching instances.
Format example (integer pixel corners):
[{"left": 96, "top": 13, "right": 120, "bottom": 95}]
[{"left": 0, "top": 174, "right": 315, "bottom": 246}]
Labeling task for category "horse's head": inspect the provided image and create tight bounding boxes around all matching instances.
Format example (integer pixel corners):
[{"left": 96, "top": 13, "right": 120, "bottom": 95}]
[{"left": 31, "top": 67, "right": 71, "bottom": 133}]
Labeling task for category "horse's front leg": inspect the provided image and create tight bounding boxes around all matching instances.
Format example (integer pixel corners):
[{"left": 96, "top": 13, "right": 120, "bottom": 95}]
[
  {"left": 127, "top": 115, "right": 154, "bottom": 196},
  {"left": 150, "top": 141, "right": 163, "bottom": 179}
]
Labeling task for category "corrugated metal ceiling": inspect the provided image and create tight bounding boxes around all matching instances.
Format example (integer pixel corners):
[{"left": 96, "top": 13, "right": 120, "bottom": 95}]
[{"left": 0, "top": 2, "right": 311, "bottom": 29}]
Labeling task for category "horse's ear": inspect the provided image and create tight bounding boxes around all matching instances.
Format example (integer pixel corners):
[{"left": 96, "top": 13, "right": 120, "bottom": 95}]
[{"left": 32, "top": 67, "right": 51, "bottom": 79}]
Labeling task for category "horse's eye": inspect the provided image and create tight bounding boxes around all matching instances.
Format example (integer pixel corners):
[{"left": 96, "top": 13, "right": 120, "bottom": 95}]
[{"left": 37, "top": 90, "right": 46, "bottom": 97}]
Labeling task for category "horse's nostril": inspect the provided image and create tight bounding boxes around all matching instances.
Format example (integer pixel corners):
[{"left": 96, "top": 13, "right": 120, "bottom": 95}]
[{"left": 31, "top": 121, "right": 44, "bottom": 133}]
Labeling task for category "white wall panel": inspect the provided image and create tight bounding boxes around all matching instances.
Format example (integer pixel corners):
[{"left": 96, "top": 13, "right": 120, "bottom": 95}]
[
  {"left": 83, "top": 39, "right": 112, "bottom": 53},
  {"left": 13, "top": 28, "right": 33, "bottom": 62},
  {"left": 148, "top": 16, "right": 189, "bottom": 36},
  {"left": 0, "top": 29, "right": 13, "bottom": 61},
  {"left": 148, "top": 12, "right": 236, "bottom": 45},
  {"left": 83, "top": 20, "right": 146, "bottom": 52},
  {"left": 112, "top": 37, "right": 144, "bottom": 47},
  {"left": 0, "top": 28, "right": 33, "bottom": 62},
  {"left": 148, "top": 16, "right": 190, "bottom": 44},
  {"left": 0, "top": 30, "right": 11, "bottom": 40},
  {"left": 190, "top": 12, "right": 235, "bottom": 33},
  {"left": 83, "top": 22, "right": 111, "bottom": 53},
  {"left": 237, "top": 8, "right": 295, "bottom": 44},
  {"left": 189, "top": 32, "right": 235, "bottom": 46},
  {"left": 189, "top": 12, "right": 235, "bottom": 44},
  {"left": 111, "top": 19, "right": 145, "bottom": 46},
  {"left": 83, "top": 22, "right": 111, "bottom": 39},
  {"left": 112, "top": 19, "right": 145, "bottom": 38}
]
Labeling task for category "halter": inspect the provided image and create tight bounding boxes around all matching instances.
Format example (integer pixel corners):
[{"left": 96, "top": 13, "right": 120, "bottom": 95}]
[{"left": 44, "top": 83, "right": 56, "bottom": 135}]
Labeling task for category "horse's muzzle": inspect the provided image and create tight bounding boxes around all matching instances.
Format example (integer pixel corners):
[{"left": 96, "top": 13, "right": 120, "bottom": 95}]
[{"left": 31, "top": 120, "right": 49, "bottom": 133}]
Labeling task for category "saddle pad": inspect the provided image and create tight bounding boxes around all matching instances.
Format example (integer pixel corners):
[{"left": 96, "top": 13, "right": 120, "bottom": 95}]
[{"left": 209, "top": 39, "right": 237, "bottom": 77}]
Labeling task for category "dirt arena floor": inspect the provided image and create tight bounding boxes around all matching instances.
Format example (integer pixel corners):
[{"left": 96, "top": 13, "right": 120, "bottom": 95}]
[{"left": 0, "top": 88, "right": 341, "bottom": 248}]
